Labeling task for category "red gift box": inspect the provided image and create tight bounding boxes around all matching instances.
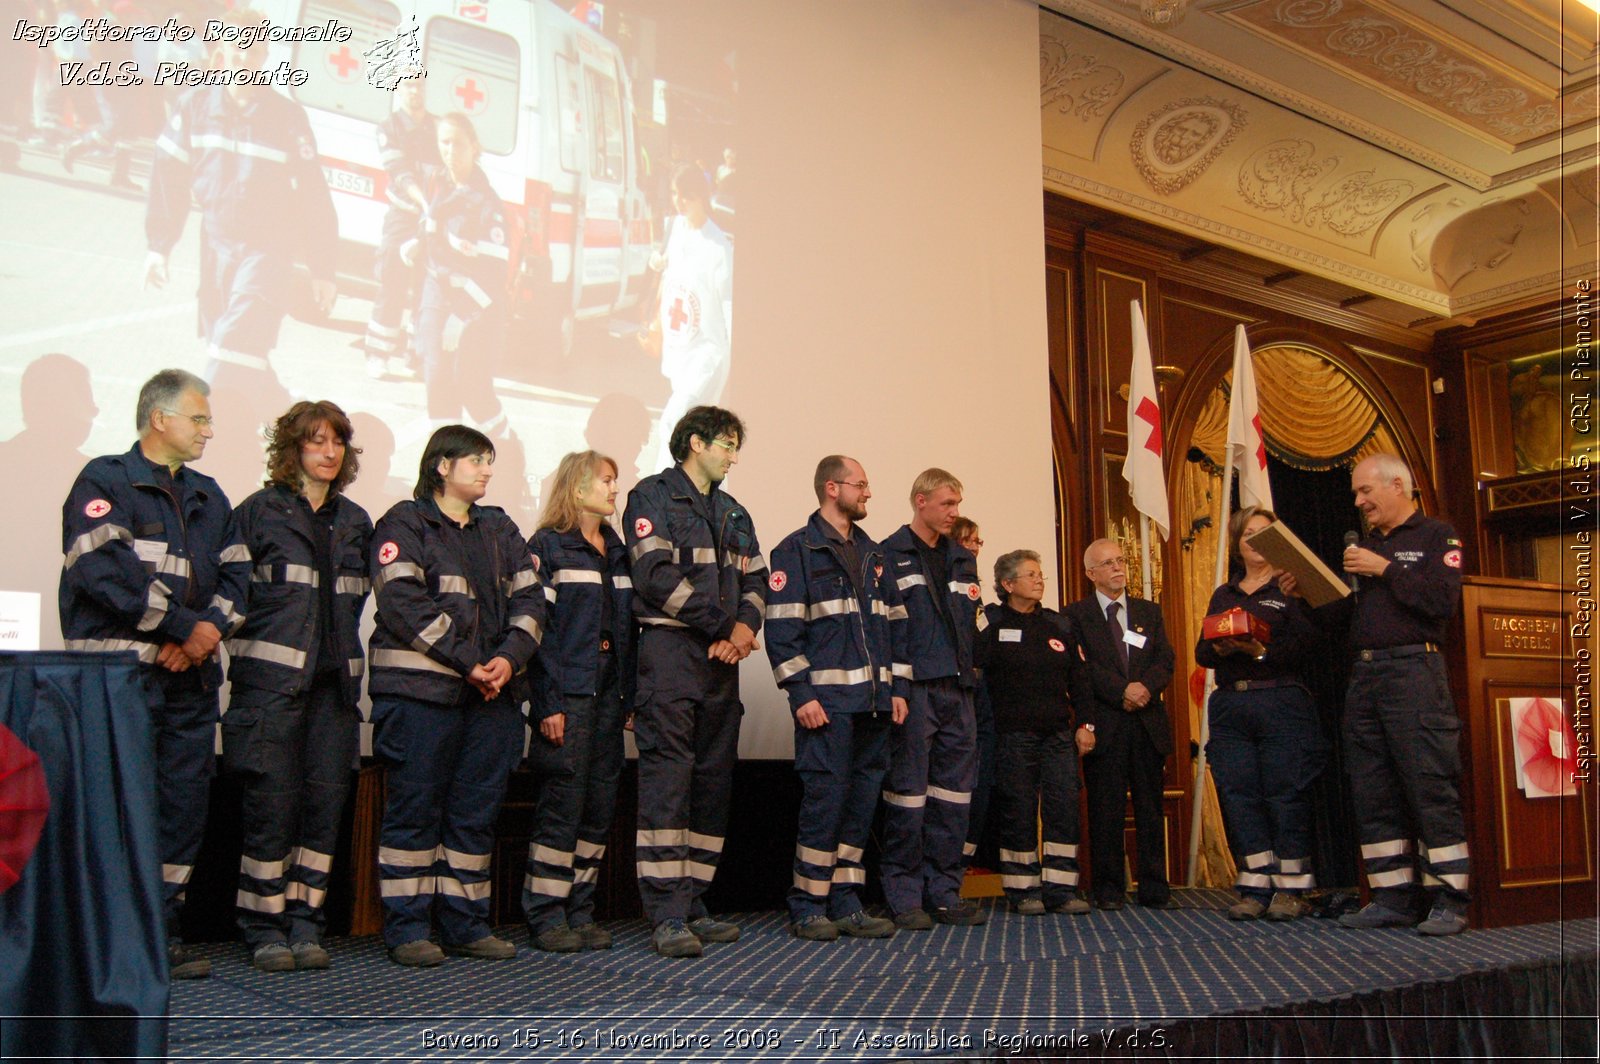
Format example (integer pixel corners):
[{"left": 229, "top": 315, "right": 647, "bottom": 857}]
[{"left": 1202, "top": 607, "right": 1271, "bottom": 645}]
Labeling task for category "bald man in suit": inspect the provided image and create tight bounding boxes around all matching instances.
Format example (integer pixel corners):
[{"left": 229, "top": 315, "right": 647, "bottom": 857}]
[{"left": 1065, "top": 538, "right": 1176, "bottom": 910}]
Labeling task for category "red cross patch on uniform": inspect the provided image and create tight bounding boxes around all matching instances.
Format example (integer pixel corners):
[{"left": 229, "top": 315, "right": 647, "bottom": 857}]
[
  {"left": 377, "top": 541, "right": 399, "bottom": 565},
  {"left": 298, "top": 139, "right": 315, "bottom": 162},
  {"left": 1444, "top": 549, "right": 1462, "bottom": 569},
  {"left": 84, "top": 499, "right": 111, "bottom": 519},
  {"left": 768, "top": 570, "right": 787, "bottom": 592},
  {"left": 490, "top": 226, "right": 505, "bottom": 245},
  {"left": 967, "top": 583, "right": 980, "bottom": 601},
  {"left": 634, "top": 517, "right": 653, "bottom": 539},
  {"left": 1048, "top": 638, "right": 1065, "bottom": 653}
]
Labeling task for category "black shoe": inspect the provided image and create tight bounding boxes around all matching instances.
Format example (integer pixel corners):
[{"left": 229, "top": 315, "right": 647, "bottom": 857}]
[
  {"left": 893, "top": 908, "right": 934, "bottom": 931},
  {"left": 933, "top": 901, "right": 987, "bottom": 926},
  {"left": 686, "top": 916, "right": 740, "bottom": 943},
  {"left": 833, "top": 911, "right": 896, "bottom": 938},
  {"left": 1139, "top": 896, "right": 1179, "bottom": 910},
  {"left": 169, "top": 942, "right": 211, "bottom": 979},
  {"left": 443, "top": 934, "right": 516, "bottom": 960},
  {"left": 652, "top": 919, "right": 702, "bottom": 958},
  {"left": 389, "top": 939, "right": 445, "bottom": 967},
  {"left": 574, "top": 923, "right": 613, "bottom": 950},
  {"left": 1096, "top": 897, "right": 1125, "bottom": 911},
  {"left": 290, "top": 941, "right": 330, "bottom": 969},
  {"left": 533, "top": 923, "right": 584, "bottom": 953},
  {"left": 250, "top": 943, "right": 295, "bottom": 973}
]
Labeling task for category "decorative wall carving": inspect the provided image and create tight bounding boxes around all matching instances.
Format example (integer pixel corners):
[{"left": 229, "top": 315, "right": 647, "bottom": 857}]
[
  {"left": 1131, "top": 97, "right": 1246, "bottom": 195},
  {"left": 1040, "top": 32, "right": 1127, "bottom": 121},
  {"left": 1237, "top": 139, "right": 1413, "bottom": 236},
  {"left": 1235, "top": 0, "right": 1562, "bottom": 144}
]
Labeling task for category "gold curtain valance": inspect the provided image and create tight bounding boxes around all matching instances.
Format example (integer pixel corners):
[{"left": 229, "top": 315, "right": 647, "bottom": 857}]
[{"left": 1192, "top": 346, "right": 1388, "bottom": 472}]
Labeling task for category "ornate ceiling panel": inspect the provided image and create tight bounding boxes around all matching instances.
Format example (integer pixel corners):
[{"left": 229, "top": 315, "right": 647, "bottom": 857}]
[{"left": 1039, "top": 0, "right": 1599, "bottom": 322}]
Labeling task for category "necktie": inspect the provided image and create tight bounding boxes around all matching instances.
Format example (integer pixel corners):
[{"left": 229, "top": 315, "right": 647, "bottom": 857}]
[{"left": 1107, "top": 601, "right": 1129, "bottom": 672}]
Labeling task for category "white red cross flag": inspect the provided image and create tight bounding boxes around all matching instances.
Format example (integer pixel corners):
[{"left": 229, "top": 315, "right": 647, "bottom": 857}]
[
  {"left": 1122, "top": 299, "right": 1171, "bottom": 540},
  {"left": 1226, "top": 324, "right": 1275, "bottom": 511}
]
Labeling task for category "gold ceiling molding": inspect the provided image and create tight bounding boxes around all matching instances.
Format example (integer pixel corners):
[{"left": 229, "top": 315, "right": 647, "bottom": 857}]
[
  {"left": 1237, "top": 139, "right": 1415, "bottom": 237},
  {"left": 1225, "top": 0, "right": 1563, "bottom": 147}
]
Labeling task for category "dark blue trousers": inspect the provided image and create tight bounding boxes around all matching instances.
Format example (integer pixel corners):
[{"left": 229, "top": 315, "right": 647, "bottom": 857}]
[
  {"left": 880, "top": 677, "right": 975, "bottom": 913},
  {"left": 371, "top": 693, "right": 522, "bottom": 948},
  {"left": 1207, "top": 684, "right": 1324, "bottom": 902},
  {"left": 994, "top": 728, "right": 1082, "bottom": 906},
  {"left": 789, "top": 709, "right": 890, "bottom": 922},
  {"left": 1346, "top": 653, "right": 1470, "bottom": 913},
  {"left": 223, "top": 673, "right": 358, "bottom": 948},
  {"left": 632, "top": 629, "right": 741, "bottom": 925},
  {"left": 143, "top": 669, "right": 219, "bottom": 939},
  {"left": 523, "top": 666, "right": 626, "bottom": 932}
]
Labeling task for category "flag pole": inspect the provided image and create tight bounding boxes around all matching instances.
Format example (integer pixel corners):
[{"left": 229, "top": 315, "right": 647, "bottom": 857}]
[
  {"left": 1185, "top": 456, "right": 1235, "bottom": 885},
  {"left": 1139, "top": 514, "right": 1153, "bottom": 601}
]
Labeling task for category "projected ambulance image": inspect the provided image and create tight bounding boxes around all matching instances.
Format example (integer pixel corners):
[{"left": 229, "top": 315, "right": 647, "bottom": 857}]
[
  {"left": 1, "top": 0, "right": 736, "bottom": 543},
  {"left": 283, "top": 0, "right": 658, "bottom": 362}
]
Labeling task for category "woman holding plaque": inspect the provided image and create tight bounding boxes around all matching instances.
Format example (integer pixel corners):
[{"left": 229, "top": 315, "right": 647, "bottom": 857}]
[{"left": 1194, "top": 507, "right": 1325, "bottom": 921}]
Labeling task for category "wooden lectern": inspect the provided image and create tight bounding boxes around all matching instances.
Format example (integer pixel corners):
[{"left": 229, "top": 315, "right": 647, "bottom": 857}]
[{"left": 1453, "top": 576, "right": 1596, "bottom": 928}]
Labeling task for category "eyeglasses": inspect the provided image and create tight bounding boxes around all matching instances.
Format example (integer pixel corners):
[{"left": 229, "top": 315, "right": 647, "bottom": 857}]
[
  {"left": 709, "top": 437, "right": 740, "bottom": 455},
  {"left": 831, "top": 479, "right": 870, "bottom": 492},
  {"left": 161, "top": 409, "right": 214, "bottom": 428},
  {"left": 965, "top": 537, "right": 984, "bottom": 548},
  {"left": 1088, "top": 556, "right": 1127, "bottom": 571}
]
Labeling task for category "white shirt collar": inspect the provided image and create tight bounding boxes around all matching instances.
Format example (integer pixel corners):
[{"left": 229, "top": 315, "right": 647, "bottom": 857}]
[{"left": 1095, "top": 589, "right": 1128, "bottom": 617}]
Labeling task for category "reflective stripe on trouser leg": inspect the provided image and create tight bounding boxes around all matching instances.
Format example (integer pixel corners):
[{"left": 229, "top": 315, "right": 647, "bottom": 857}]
[
  {"left": 993, "top": 730, "right": 1046, "bottom": 902},
  {"left": 372, "top": 696, "right": 451, "bottom": 948},
  {"left": 569, "top": 677, "right": 624, "bottom": 927},
  {"left": 788, "top": 710, "right": 889, "bottom": 921},
  {"left": 285, "top": 675, "right": 357, "bottom": 944},
  {"left": 921, "top": 681, "right": 977, "bottom": 909},
  {"left": 1346, "top": 657, "right": 1469, "bottom": 909},
  {"left": 1205, "top": 688, "right": 1278, "bottom": 901},
  {"left": 879, "top": 680, "right": 933, "bottom": 915},
  {"left": 1273, "top": 856, "right": 1315, "bottom": 892},
  {"left": 147, "top": 673, "right": 219, "bottom": 936},
  {"left": 1036, "top": 729, "right": 1083, "bottom": 904},
  {"left": 634, "top": 632, "right": 739, "bottom": 925},
  {"left": 523, "top": 695, "right": 586, "bottom": 932},
  {"left": 435, "top": 695, "right": 523, "bottom": 947}
]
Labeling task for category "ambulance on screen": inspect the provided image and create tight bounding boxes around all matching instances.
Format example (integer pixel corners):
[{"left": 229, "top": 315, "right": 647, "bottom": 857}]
[{"left": 264, "top": 0, "right": 654, "bottom": 356}]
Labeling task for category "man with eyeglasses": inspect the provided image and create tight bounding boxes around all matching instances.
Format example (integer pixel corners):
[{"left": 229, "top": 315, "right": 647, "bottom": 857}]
[
  {"left": 1065, "top": 537, "right": 1175, "bottom": 911},
  {"left": 624, "top": 406, "right": 766, "bottom": 957},
  {"left": 764, "top": 456, "right": 908, "bottom": 941},
  {"left": 60, "top": 368, "right": 252, "bottom": 979}
]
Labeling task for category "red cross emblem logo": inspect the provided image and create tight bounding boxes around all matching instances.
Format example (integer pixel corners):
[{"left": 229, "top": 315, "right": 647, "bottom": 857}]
[
  {"left": 768, "top": 571, "right": 787, "bottom": 592},
  {"left": 1444, "top": 549, "right": 1461, "bottom": 569},
  {"left": 84, "top": 498, "right": 111, "bottom": 519},
  {"left": 967, "top": 583, "right": 980, "bottom": 601},
  {"left": 1049, "top": 638, "right": 1065, "bottom": 653},
  {"left": 664, "top": 286, "right": 701, "bottom": 337},
  {"left": 326, "top": 44, "right": 358, "bottom": 81},
  {"left": 453, "top": 75, "right": 488, "bottom": 115},
  {"left": 377, "top": 542, "right": 399, "bottom": 565},
  {"left": 634, "top": 517, "right": 653, "bottom": 539}
]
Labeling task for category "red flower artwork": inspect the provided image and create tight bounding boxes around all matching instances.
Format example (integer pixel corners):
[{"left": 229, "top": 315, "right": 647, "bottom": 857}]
[{"left": 1512, "top": 697, "right": 1577, "bottom": 798}]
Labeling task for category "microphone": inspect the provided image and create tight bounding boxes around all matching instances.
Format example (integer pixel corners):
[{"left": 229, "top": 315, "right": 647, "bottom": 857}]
[{"left": 1343, "top": 530, "right": 1360, "bottom": 592}]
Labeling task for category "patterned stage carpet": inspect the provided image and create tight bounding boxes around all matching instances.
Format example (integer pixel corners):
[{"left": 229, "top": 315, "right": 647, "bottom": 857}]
[{"left": 166, "top": 890, "right": 1596, "bottom": 1061}]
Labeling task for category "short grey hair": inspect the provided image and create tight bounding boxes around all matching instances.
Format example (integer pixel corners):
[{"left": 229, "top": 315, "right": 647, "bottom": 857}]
[
  {"left": 136, "top": 369, "right": 209, "bottom": 431},
  {"left": 1365, "top": 453, "right": 1414, "bottom": 497},
  {"left": 993, "top": 548, "right": 1041, "bottom": 600}
]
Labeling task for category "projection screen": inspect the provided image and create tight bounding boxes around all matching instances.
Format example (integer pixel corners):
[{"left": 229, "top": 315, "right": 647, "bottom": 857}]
[{"left": 0, "top": 0, "right": 1050, "bottom": 758}]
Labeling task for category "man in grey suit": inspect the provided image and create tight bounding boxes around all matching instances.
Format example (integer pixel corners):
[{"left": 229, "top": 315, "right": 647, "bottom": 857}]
[{"left": 1065, "top": 538, "right": 1176, "bottom": 910}]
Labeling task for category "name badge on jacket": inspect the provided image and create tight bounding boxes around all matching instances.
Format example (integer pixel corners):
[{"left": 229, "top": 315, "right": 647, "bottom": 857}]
[
  {"left": 998, "top": 629, "right": 1022, "bottom": 643},
  {"left": 1123, "top": 629, "right": 1148, "bottom": 650}
]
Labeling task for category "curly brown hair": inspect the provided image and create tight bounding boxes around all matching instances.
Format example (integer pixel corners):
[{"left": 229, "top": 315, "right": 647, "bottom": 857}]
[{"left": 263, "top": 401, "right": 361, "bottom": 494}]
